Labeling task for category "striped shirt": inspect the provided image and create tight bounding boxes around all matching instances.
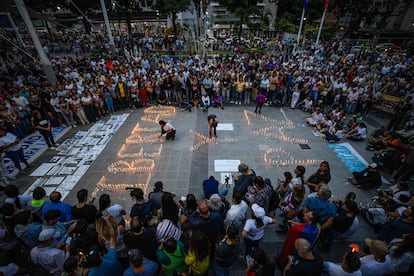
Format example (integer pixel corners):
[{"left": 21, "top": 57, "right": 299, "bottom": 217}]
[{"left": 156, "top": 219, "right": 182, "bottom": 243}]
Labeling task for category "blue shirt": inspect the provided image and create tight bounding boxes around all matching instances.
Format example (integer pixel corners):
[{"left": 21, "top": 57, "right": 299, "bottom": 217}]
[
  {"left": 122, "top": 259, "right": 158, "bottom": 276},
  {"left": 304, "top": 197, "right": 336, "bottom": 224},
  {"left": 41, "top": 202, "right": 73, "bottom": 222},
  {"left": 88, "top": 248, "right": 121, "bottom": 276}
]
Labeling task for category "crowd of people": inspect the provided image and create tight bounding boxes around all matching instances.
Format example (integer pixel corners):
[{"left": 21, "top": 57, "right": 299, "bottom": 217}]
[{"left": 0, "top": 26, "right": 414, "bottom": 275}]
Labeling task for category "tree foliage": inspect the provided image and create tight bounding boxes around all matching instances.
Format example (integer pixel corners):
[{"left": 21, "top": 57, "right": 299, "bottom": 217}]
[{"left": 156, "top": 0, "right": 191, "bottom": 38}]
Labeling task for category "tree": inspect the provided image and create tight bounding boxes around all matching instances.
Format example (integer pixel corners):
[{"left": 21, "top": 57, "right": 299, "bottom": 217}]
[
  {"left": 156, "top": 0, "right": 191, "bottom": 39},
  {"left": 218, "top": 0, "right": 259, "bottom": 39}
]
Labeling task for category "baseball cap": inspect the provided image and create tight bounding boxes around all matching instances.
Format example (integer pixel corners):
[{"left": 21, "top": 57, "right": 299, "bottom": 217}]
[
  {"left": 38, "top": 228, "right": 60, "bottom": 242},
  {"left": 365, "top": 239, "right": 388, "bottom": 258},
  {"left": 369, "top": 163, "right": 378, "bottom": 169},
  {"left": 251, "top": 203, "right": 265, "bottom": 219}
]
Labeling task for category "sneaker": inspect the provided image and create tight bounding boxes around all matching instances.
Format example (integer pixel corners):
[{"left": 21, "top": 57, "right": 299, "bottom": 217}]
[{"left": 49, "top": 147, "right": 56, "bottom": 150}]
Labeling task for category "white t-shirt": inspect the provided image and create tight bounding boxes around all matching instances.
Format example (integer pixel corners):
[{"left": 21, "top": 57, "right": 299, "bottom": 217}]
[
  {"left": 324, "top": 262, "right": 362, "bottom": 276},
  {"left": 107, "top": 204, "right": 125, "bottom": 223},
  {"left": 360, "top": 255, "right": 394, "bottom": 276},
  {"left": 0, "top": 132, "right": 20, "bottom": 152},
  {"left": 288, "top": 177, "right": 303, "bottom": 190},
  {"left": 243, "top": 216, "right": 273, "bottom": 241},
  {"left": 163, "top": 122, "right": 175, "bottom": 132}
]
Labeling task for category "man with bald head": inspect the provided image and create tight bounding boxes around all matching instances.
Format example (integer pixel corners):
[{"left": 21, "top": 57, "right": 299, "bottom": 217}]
[
  {"left": 41, "top": 191, "right": 72, "bottom": 222},
  {"left": 189, "top": 200, "right": 224, "bottom": 246},
  {"left": 283, "top": 238, "right": 323, "bottom": 276}
]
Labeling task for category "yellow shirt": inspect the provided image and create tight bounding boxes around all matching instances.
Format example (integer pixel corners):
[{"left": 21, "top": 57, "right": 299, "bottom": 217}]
[
  {"left": 236, "top": 81, "right": 245, "bottom": 93},
  {"left": 184, "top": 251, "right": 210, "bottom": 275},
  {"left": 118, "top": 83, "right": 125, "bottom": 97}
]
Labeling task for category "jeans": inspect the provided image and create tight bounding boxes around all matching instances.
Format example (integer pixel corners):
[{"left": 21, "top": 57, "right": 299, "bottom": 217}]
[
  {"left": 214, "top": 263, "right": 231, "bottom": 276},
  {"left": 5, "top": 148, "right": 28, "bottom": 171},
  {"left": 244, "top": 237, "right": 261, "bottom": 255}
]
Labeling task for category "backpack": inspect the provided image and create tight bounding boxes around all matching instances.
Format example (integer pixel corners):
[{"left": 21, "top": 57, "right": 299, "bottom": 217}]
[{"left": 265, "top": 178, "right": 280, "bottom": 212}]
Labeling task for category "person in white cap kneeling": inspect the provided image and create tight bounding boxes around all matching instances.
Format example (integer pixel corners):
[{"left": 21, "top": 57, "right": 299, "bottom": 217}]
[{"left": 350, "top": 163, "right": 382, "bottom": 188}]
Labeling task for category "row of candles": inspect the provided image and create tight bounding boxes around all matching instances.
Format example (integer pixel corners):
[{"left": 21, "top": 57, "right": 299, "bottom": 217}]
[
  {"left": 118, "top": 145, "right": 163, "bottom": 159},
  {"left": 244, "top": 110, "right": 294, "bottom": 128},
  {"left": 189, "top": 132, "right": 239, "bottom": 152},
  {"left": 97, "top": 175, "right": 150, "bottom": 194},
  {"left": 95, "top": 105, "right": 177, "bottom": 195},
  {"left": 264, "top": 147, "right": 322, "bottom": 166},
  {"left": 254, "top": 127, "right": 308, "bottom": 144}
]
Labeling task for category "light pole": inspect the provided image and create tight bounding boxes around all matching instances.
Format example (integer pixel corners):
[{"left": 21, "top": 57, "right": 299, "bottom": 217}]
[{"left": 14, "top": 0, "right": 57, "bottom": 86}]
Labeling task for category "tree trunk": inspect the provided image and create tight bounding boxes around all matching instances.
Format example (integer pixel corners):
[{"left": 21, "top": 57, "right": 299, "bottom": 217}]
[{"left": 172, "top": 13, "right": 178, "bottom": 40}]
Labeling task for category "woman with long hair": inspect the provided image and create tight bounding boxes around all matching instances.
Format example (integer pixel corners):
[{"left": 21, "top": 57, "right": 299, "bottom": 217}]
[
  {"left": 156, "top": 192, "right": 181, "bottom": 243},
  {"left": 305, "top": 161, "right": 331, "bottom": 193},
  {"left": 277, "top": 165, "right": 305, "bottom": 197},
  {"left": 185, "top": 231, "right": 210, "bottom": 275}
]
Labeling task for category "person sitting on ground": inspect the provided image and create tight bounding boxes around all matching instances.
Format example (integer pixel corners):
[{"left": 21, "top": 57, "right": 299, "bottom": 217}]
[
  {"left": 305, "top": 108, "right": 324, "bottom": 126},
  {"left": 389, "top": 233, "right": 414, "bottom": 274},
  {"left": 375, "top": 206, "right": 414, "bottom": 243},
  {"left": 350, "top": 163, "right": 382, "bottom": 188},
  {"left": 247, "top": 176, "right": 273, "bottom": 212},
  {"left": 200, "top": 93, "right": 210, "bottom": 111},
  {"left": 203, "top": 175, "right": 219, "bottom": 199},
  {"left": 323, "top": 251, "right": 362, "bottom": 276},
  {"left": 157, "top": 120, "right": 176, "bottom": 141},
  {"left": 346, "top": 122, "right": 367, "bottom": 141},
  {"left": 325, "top": 199, "right": 360, "bottom": 251},
  {"left": 305, "top": 161, "right": 331, "bottom": 193},
  {"left": 277, "top": 166, "right": 306, "bottom": 197},
  {"left": 357, "top": 239, "right": 394, "bottom": 276}
]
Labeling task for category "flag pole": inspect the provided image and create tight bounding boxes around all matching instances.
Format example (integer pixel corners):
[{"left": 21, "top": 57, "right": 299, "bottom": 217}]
[
  {"left": 316, "top": 8, "right": 327, "bottom": 45},
  {"left": 296, "top": 7, "right": 306, "bottom": 45}
]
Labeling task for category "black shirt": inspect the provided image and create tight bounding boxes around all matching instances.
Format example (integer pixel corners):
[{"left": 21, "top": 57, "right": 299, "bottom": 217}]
[
  {"left": 71, "top": 204, "right": 98, "bottom": 224},
  {"left": 286, "top": 251, "right": 323, "bottom": 276},
  {"left": 123, "top": 228, "right": 158, "bottom": 261}
]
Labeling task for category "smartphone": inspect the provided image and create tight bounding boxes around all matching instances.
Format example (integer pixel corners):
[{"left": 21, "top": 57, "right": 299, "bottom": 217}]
[
  {"left": 65, "top": 236, "right": 72, "bottom": 244},
  {"left": 246, "top": 255, "right": 255, "bottom": 267}
]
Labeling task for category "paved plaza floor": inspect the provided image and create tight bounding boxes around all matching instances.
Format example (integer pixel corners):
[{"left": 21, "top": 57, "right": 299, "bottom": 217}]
[{"left": 10, "top": 104, "right": 392, "bottom": 275}]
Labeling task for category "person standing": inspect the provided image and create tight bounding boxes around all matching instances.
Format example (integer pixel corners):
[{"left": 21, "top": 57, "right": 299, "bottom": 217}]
[
  {"left": 31, "top": 110, "right": 57, "bottom": 149},
  {"left": 255, "top": 91, "right": 267, "bottom": 114},
  {"left": 157, "top": 120, "right": 176, "bottom": 141},
  {"left": 208, "top": 114, "right": 218, "bottom": 138},
  {"left": 0, "top": 128, "right": 32, "bottom": 175}
]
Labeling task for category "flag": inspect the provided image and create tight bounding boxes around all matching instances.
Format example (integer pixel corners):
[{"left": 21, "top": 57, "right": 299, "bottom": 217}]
[
  {"left": 303, "top": 0, "right": 308, "bottom": 11},
  {"left": 324, "top": 0, "right": 330, "bottom": 11}
]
